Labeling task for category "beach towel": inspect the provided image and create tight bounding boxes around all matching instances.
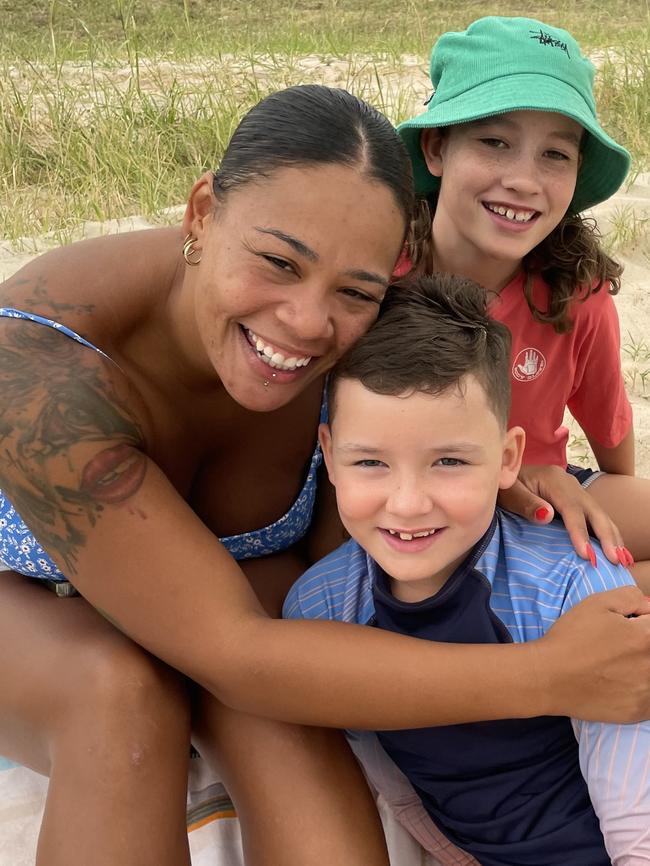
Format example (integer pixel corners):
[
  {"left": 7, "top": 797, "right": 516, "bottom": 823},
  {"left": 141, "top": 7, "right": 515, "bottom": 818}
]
[{"left": 0, "top": 752, "right": 447, "bottom": 865}]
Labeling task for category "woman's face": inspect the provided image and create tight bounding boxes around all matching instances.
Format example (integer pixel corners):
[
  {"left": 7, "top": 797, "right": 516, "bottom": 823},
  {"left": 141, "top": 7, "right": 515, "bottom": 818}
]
[{"left": 192, "top": 163, "right": 406, "bottom": 411}]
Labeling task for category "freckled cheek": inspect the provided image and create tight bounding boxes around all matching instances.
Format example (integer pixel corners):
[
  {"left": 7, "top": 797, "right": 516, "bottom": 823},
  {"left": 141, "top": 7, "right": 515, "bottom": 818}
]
[{"left": 557, "top": 179, "right": 577, "bottom": 211}]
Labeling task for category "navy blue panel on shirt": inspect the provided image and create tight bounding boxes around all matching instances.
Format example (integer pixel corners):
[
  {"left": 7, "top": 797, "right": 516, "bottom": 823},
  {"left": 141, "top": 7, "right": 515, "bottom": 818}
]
[{"left": 372, "top": 523, "right": 610, "bottom": 866}]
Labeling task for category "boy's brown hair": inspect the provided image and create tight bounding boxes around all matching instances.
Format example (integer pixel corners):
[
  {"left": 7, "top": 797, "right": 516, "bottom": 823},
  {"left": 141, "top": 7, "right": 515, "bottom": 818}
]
[{"left": 329, "top": 273, "right": 512, "bottom": 427}]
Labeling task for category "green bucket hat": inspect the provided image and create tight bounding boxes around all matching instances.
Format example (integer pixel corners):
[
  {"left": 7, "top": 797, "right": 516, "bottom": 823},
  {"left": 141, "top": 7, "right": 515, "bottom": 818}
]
[{"left": 397, "top": 16, "right": 630, "bottom": 214}]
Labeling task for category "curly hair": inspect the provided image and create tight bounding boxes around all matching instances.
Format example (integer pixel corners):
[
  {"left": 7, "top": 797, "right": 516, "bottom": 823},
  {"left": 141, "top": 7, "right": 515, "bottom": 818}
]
[{"left": 407, "top": 193, "right": 622, "bottom": 335}]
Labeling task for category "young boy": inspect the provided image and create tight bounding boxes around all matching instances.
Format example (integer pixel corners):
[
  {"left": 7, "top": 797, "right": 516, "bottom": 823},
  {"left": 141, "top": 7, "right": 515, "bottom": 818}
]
[{"left": 284, "top": 274, "right": 650, "bottom": 866}]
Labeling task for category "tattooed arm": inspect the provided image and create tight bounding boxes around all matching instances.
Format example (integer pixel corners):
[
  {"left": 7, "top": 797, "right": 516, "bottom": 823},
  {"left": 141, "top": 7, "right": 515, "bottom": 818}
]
[
  {"left": 2, "top": 319, "right": 650, "bottom": 729},
  {"left": 0, "top": 319, "right": 146, "bottom": 577}
]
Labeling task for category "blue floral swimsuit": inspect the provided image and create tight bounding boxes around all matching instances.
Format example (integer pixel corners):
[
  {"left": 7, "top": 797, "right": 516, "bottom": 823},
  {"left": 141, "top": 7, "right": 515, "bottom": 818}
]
[{"left": 0, "top": 309, "right": 325, "bottom": 583}]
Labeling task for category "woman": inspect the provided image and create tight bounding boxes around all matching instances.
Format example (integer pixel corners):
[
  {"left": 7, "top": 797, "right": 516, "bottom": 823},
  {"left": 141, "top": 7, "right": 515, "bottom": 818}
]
[{"left": 1, "top": 85, "right": 649, "bottom": 866}]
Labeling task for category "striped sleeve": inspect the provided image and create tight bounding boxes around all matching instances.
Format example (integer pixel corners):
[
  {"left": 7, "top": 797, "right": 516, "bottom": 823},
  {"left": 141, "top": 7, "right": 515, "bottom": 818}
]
[
  {"left": 282, "top": 539, "right": 373, "bottom": 624},
  {"left": 562, "top": 556, "right": 650, "bottom": 864}
]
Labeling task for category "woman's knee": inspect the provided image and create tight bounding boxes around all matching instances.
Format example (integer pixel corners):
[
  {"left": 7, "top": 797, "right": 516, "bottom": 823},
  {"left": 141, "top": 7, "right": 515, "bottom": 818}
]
[
  {"left": 78, "top": 635, "right": 187, "bottom": 717},
  {"left": 0, "top": 578, "right": 190, "bottom": 774},
  {"left": 50, "top": 633, "right": 191, "bottom": 762}
]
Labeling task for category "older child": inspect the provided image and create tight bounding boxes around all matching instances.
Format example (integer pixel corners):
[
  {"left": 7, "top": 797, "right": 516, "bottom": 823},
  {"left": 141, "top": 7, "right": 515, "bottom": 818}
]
[
  {"left": 396, "top": 16, "right": 650, "bottom": 590},
  {"left": 285, "top": 273, "right": 650, "bottom": 866}
]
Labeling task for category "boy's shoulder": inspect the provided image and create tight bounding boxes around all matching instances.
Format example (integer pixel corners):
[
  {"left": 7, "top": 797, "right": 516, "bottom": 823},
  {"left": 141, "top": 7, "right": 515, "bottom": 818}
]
[
  {"left": 494, "top": 508, "right": 578, "bottom": 554},
  {"left": 490, "top": 508, "right": 634, "bottom": 604},
  {"left": 283, "top": 538, "right": 374, "bottom": 624}
]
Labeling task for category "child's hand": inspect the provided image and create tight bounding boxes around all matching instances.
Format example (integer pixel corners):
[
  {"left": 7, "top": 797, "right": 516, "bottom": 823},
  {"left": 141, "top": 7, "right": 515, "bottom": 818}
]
[
  {"left": 532, "top": 587, "right": 650, "bottom": 723},
  {"left": 498, "top": 464, "right": 627, "bottom": 567}
]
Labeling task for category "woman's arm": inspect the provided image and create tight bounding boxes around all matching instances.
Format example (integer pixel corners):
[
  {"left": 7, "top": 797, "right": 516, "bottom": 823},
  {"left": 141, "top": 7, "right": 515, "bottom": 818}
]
[{"left": 2, "top": 321, "right": 650, "bottom": 728}]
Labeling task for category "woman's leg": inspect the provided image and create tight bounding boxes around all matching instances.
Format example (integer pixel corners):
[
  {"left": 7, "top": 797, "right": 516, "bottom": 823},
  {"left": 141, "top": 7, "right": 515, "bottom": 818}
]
[
  {"left": 192, "top": 692, "right": 389, "bottom": 866},
  {"left": 0, "top": 570, "right": 192, "bottom": 866},
  {"left": 587, "top": 474, "right": 650, "bottom": 593},
  {"left": 192, "top": 549, "right": 390, "bottom": 866}
]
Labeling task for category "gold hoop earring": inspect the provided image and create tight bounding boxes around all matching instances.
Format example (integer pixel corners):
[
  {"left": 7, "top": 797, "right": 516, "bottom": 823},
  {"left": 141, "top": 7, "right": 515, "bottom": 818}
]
[{"left": 182, "top": 233, "right": 202, "bottom": 266}]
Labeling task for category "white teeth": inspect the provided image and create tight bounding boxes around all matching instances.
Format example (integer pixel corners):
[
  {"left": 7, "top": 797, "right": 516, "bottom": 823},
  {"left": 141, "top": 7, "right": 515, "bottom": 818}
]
[
  {"left": 486, "top": 203, "right": 535, "bottom": 223},
  {"left": 246, "top": 329, "right": 312, "bottom": 371},
  {"left": 387, "top": 528, "right": 436, "bottom": 540}
]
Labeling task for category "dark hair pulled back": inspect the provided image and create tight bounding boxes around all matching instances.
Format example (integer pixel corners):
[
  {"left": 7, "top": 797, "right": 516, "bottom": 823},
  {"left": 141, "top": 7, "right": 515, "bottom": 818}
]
[{"left": 213, "top": 84, "right": 414, "bottom": 229}]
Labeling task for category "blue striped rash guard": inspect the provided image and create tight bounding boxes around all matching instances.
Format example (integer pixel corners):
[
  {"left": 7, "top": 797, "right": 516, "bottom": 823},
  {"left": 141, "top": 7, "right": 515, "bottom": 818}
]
[{"left": 284, "top": 509, "right": 650, "bottom": 866}]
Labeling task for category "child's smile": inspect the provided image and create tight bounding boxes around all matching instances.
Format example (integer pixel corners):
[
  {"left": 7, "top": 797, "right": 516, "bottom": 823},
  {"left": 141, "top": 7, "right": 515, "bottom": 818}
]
[
  {"left": 482, "top": 201, "right": 539, "bottom": 227},
  {"left": 320, "top": 377, "right": 523, "bottom": 602},
  {"left": 422, "top": 110, "right": 582, "bottom": 290}
]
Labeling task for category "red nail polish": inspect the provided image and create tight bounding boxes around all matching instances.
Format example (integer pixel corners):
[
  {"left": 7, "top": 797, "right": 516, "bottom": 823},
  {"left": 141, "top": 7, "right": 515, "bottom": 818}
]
[
  {"left": 623, "top": 547, "right": 635, "bottom": 567},
  {"left": 585, "top": 542, "right": 597, "bottom": 568},
  {"left": 535, "top": 506, "right": 550, "bottom": 521},
  {"left": 615, "top": 546, "right": 625, "bottom": 566}
]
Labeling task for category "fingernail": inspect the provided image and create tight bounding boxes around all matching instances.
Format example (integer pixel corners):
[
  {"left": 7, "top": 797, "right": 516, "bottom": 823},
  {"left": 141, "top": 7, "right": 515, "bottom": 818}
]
[
  {"left": 535, "top": 506, "right": 550, "bottom": 521},
  {"left": 585, "top": 542, "right": 597, "bottom": 568},
  {"left": 623, "top": 547, "right": 635, "bottom": 567},
  {"left": 616, "top": 546, "right": 626, "bottom": 566}
]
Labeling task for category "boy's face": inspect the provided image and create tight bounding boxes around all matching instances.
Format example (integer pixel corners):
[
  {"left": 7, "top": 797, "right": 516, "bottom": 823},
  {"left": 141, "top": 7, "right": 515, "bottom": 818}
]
[{"left": 320, "top": 377, "right": 524, "bottom": 602}]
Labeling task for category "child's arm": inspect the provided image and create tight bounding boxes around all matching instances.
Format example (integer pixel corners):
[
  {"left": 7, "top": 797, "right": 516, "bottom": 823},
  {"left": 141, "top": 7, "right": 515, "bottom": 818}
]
[
  {"left": 586, "top": 425, "right": 635, "bottom": 476},
  {"left": 573, "top": 715, "right": 650, "bottom": 864},
  {"left": 568, "top": 288, "right": 633, "bottom": 474},
  {"left": 561, "top": 556, "right": 650, "bottom": 863},
  {"left": 501, "top": 464, "right": 625, "bottom": 566}
]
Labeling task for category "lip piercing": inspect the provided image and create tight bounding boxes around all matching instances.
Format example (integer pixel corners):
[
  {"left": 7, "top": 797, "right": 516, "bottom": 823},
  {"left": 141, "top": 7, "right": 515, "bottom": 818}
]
[{"left": 263, "top": 372, "right": 277, "bottom": 388}]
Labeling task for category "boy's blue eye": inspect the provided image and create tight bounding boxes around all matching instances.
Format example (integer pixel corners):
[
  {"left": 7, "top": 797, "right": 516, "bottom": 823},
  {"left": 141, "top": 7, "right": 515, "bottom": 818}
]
[
  {"left": 436, "top": 457, "right": 465, "bottom": 467},
  {"left": 354, "top": 459, "right": 385, "bottom": 467}
]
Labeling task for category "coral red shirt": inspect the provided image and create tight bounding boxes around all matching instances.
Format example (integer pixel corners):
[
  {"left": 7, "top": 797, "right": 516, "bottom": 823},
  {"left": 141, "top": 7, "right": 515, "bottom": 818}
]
[{"left": 489, "top": 272, "right": 632, "bottom": 467}]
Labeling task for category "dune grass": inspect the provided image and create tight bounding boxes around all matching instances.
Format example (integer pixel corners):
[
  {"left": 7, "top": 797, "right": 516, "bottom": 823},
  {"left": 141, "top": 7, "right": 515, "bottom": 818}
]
[
  {"left": 2, "top": 0, "right": 648, "bottom": 60},
  {"left": 1, "top": 0, "right": 648, "bottom": 242}
]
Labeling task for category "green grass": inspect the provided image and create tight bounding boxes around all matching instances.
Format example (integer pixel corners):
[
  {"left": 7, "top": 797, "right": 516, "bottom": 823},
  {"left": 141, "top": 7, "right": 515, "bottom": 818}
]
[
  {"left": 623, "top": 331, "right": 650, "bottom": 396},
  {"left": 2, "top": 0, "right": 648, "bottom": 60},
  {"left": 1, "top": 0, "right": 648, "bottom": 241}
]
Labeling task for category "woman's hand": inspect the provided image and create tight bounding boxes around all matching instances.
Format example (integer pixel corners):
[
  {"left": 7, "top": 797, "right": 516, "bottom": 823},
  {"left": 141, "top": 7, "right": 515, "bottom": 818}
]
[
  {"left": 531, "top": 586, "right": 650, "bottom": 723},
  {"left": 498, "top": 464, "right": 626, "bottom": 566}
]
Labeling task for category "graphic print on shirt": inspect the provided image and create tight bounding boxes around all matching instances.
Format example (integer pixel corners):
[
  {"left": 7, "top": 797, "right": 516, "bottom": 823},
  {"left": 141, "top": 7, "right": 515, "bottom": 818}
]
[{"left": 512, "top": 347, "right": 547, "bottom": 382}]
